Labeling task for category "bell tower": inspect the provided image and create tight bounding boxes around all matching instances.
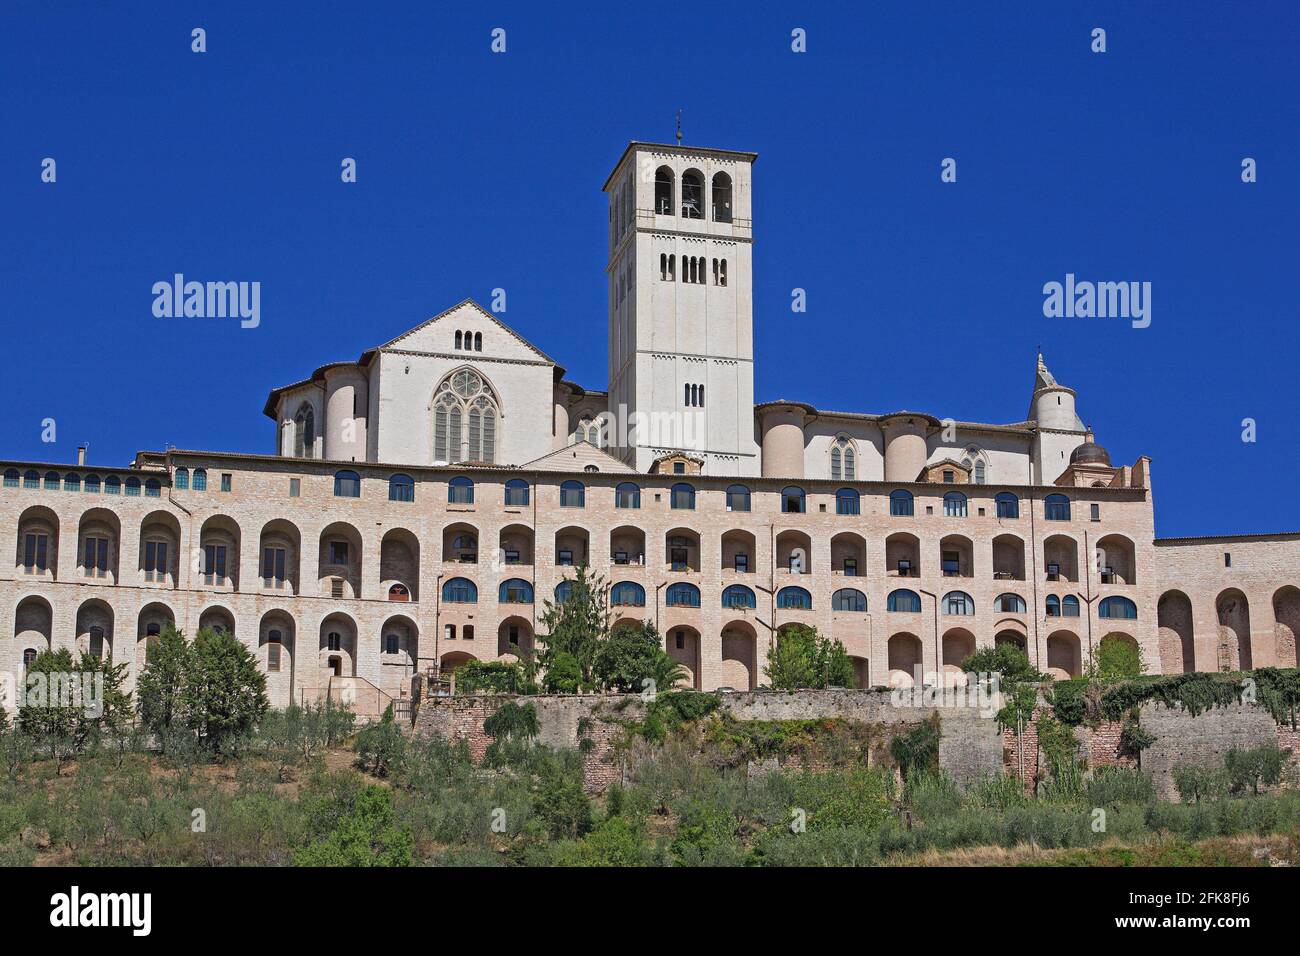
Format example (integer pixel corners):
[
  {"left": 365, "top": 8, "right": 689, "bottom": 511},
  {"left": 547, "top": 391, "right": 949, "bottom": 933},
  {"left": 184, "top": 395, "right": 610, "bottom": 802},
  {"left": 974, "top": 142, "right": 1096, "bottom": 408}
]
[{"left": 602, "top": 141, "right": 760, "bottom": 476}]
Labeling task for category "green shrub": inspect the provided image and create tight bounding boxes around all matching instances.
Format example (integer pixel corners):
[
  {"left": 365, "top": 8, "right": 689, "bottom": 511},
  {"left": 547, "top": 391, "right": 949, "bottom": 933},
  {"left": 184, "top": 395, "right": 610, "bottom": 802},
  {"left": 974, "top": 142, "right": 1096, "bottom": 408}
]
[
  {"left": 1047, "top": 679, "right": 1091, "bottom": 726},
  {"left": 764, "top": 625, "right": 856, "bottom": 689},
  {"left": 1086, "top": 766, "right": 1155, "bottom": 808},
  {"left": 354, "top": 706, "right": 407, "bottom": 777},
  {"left": 1118, "top": 718, "right": 1156, "bottom": 760},
  {"left": 889, "top": 718, "right": 939, "bottom": 780},
  {"left": 1088, "top": 635, "right": 1146, "bottom": 681},
  {"left": 529, "top": 750, "right": 592, "bottom": 840},
  {"left": 906, "top": 770, "right": 962, "bottom": 818},
  {"left": 967, "top": 773, "right": 1029, "bottom": 810},
  {"left": 542, "top": 652, "right": 584, "bottom": 694},
  {"left": 1172, "top": 764, "right": 1230, "bottom": 804},
  {"left": 593, "top": 621, "right": 686, "bottom": 694},
  {"left": 294, "top": 785, "right": 414, "bottom": 867},
  {"left": 455, "top": 660, "right": 536, "bottom": 695},
  {"left": 753, "top": 826, "right": 881, "bottom": 866},
  {"left": 1225, "top": 745, "right": 1290, "bottom": 795},
  {"left": 961, "top": 645, "right": 1039, "bottom": 683}
]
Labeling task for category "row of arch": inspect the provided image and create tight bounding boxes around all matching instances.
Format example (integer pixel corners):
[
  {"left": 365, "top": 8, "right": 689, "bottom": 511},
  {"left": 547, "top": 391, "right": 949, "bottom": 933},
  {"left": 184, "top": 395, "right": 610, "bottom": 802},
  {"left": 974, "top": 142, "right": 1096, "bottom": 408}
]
[
  {"left": 305, "top": 469, "right": 1090, "bottom": 524},
  {"left": 654, "top": 167, "right": 732, "bottom": 221},
  {"left": 13, "top": 505, "right": 421, "bottom": 602},
  {"left": 882, "top": 629, "right": 1136, "bottom": 684},
  {"left": 13, "top": 505, "right": 1138, "bottom": 603},
  {"left": 9, "top": 594, "right": 541, "bottom": 707},
  {"left": 437, "top": 577, "right": 1136, "bottom": 621},
  {"left": 453, "top": 330, "right": 483, "bottom": 352},
  {"left": 8, "top": 465, "right": 1086, "bottom": 522},
  {"left": 5, "top": 468, "right": 166, "bottom": 496},
  {"left": 1157, "top": 586, "right": 1300, "bottom": 673},
  {"left": 13, "top": 591, "right": 1300, "bottom": 701}
]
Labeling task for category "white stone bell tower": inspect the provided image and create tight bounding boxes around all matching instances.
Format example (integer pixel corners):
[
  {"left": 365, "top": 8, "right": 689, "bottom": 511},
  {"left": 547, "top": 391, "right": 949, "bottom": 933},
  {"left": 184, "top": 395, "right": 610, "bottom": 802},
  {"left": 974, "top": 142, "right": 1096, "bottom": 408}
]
[{"left": 602, "top": 141, "right": 761, "bottom": 476}]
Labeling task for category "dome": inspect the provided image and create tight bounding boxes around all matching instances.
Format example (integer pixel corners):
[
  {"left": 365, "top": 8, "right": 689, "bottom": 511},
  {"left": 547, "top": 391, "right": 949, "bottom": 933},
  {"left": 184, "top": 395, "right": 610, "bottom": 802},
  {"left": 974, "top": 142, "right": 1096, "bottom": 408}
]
[{"left": 1070, "top": 429, "right": 1111, "bottom": 466}]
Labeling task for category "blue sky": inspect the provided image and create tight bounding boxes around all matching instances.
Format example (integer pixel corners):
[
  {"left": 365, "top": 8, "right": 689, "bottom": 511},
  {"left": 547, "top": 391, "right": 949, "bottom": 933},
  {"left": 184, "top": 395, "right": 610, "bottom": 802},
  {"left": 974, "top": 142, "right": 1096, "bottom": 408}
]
[{"left": 2, "top": 1, "right": 1296, "bottom": 537}]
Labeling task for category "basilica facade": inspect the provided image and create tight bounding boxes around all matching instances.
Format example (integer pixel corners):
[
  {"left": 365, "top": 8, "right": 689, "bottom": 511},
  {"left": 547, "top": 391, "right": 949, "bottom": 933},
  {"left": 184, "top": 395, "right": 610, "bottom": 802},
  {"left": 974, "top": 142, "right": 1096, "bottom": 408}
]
[{"left": 3, "top": 141, "right": 1297, "bottom": 711}]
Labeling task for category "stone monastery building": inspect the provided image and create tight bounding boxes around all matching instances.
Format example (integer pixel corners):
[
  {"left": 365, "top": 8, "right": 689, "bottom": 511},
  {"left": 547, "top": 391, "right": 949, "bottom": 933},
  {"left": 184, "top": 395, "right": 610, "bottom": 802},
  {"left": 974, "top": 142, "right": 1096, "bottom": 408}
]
[{"left": 3, "top": 141, "right": 1298, "bottom": 709}]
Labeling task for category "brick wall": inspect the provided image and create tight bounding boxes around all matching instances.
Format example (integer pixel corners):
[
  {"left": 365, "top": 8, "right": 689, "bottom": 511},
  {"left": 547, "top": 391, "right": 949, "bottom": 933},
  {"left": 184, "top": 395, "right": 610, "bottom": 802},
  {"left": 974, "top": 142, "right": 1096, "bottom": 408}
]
[
  {"left": 1000, "top": 699, "right": 1298, "bottom": 798},
  {"left": 412, "top": 686, "right": 1007, "bottom": 792}
]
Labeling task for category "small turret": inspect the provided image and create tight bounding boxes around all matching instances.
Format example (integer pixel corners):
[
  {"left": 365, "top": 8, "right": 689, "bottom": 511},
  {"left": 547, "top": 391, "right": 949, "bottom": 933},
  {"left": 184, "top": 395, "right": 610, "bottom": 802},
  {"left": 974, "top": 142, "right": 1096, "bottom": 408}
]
[{"left": 1030, "top": 351, "right": 1084, "bottom": 432}]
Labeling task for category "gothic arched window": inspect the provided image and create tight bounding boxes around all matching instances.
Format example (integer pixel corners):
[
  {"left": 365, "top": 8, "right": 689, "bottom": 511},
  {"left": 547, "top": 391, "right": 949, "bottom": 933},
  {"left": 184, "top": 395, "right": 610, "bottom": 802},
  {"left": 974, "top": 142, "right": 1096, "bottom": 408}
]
[
  {"left": 830, "top": 435, "right": 856, "bottom": 481},
  {"left": 293, "top": 403, "right": 315, "bottom": 459},
  {"left": 573, "top": 417, "right": 600, "bottom": 446},
  {"left": 432, "top": 369, "right": 500, "bottom": 464}
]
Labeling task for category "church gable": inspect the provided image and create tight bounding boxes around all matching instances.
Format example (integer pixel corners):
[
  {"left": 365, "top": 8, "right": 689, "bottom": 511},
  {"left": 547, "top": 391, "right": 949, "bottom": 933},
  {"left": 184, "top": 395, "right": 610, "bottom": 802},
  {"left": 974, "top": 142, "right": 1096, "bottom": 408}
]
[
  {"left": 523, "top": 441, "right": 636, "bottom": 474},
  {"left": 381, "top": 299, "right": 557, "bottom": 366}
]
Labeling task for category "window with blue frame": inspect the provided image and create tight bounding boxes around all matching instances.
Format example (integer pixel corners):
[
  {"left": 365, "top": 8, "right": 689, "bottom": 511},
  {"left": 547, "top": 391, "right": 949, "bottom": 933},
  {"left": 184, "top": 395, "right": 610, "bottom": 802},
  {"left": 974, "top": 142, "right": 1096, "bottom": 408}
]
[
  {"left": 832, "top": 588, "right": 867, "bottom": 612},
  {"left": 615, "top": 482, "right": 641, "bottom": 508},
  {"left": 504, "top": 478, "right": 529, "bottom": 506},
  {"left": 943, "top": 491, "right": 967, "bottom": 517},
  {"left": 1045, "top": 494, "right": 1071, "bottom": 521},
  {"left": 554, "top": 580, "right": 576, "bottom": 604},
  {"left": 777, "top": 586, "right": 812, "bottom": 610},
  {"left": 995, "top": 492, "right": 1019, "bottom": 519},
  {"left": 888, "top": 589, "right": 922, "bottom": 613},
  {"left": 560, "top": 480, "right": 585, "bottom": 507},
  {"left": 721, "top": 584, "right": 756, "bottom": 609},
  {"left": 389, "top": 474, "right": 415, "bottom": 502},
  {"left": 994, "top": 593, "right": 1026, "bottom": 613},
  {"left": 333, "top": 470, "right": 360, "bottom": 498},
  {"left": 781, "top": 487, "right": 806, "bottom": 513},
  {"left": 498, "top": 578, "right": 533, "bottom": 603},
  {"left": 943, "top": 591, "right": 974, "bottom": 615},
  {"left": 666, "top": 582, "right": 700, "bottom": 607},
  {"left": 192, "top": 469, "right": 207, "bottom": 491},
  {"left": 1099, "top": 596, "right": 1137, "bottom": 619},
  {"left": 174, "top": 467, "right": 189, "bottom": 490},
  {"left": 441, "top": 577, "right": 477, "bottom": 603},
  {"left": 611, "top": 581, "right": 646, "bottom": 606},
  {"left": 448, "top": 476, "right": 474, "bottom": 504},
  {"left": 726, "top": 484, "right": 751, "bottom": 512},
  {"left": 670, "top": 483, "right": 695, "bottom": 510},
  {"left": 890, "top": 489, "right": 914, "bottom": 516},
  {"left": 835, "top": 488, "right": 860, "bottom": 515}
]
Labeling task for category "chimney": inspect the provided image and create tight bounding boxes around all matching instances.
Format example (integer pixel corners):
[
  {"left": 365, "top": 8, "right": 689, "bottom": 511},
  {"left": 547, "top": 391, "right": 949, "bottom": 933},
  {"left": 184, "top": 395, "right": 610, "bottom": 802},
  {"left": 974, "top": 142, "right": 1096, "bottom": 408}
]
[{"left": 76, "top": 444, "right": 86, "bottom": 467}]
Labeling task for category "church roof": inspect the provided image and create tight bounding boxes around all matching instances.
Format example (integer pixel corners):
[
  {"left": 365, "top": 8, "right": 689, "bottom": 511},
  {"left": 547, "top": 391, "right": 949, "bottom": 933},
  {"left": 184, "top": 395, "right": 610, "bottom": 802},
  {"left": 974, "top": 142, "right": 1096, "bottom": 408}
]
[
  {"left": 521, "top": 441, "right": 636, "bottom": 474},
  {"left": 379, "top": 298, "right": 560, "bottom": 367},
  {"left": 603, "top": 141, "right": 759, "bottom": 190},
  {"left": 262, "top": 299, "right": 562, "bottom": 419},
  {"left": 752, "top": 401, "right": 1032, "bottom": 435}
]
